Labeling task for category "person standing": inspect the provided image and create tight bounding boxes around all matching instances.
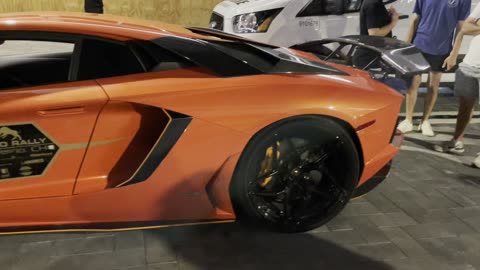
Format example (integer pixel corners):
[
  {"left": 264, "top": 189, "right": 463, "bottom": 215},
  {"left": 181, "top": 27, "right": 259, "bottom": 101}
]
[
  {"left": 353, "top": 0, "right": 400, "bottom": 68},
  {"left": 85, "top": 0, "right": 104, "bottom": 14},
  {"left": 397, "top": 0, "right": 471, "bottom": 137},
  {"left": 440, "top": 2, "right": 480, "bottom": 168},
  {"left": 353, "top": 0, "right": 416, "bottom": 93}
]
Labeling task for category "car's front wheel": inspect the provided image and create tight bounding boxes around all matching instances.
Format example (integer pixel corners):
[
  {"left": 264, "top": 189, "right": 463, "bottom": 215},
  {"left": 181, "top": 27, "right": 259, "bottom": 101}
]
[{"left": 230, "top": 116, "right": 361, "bottom": 233}]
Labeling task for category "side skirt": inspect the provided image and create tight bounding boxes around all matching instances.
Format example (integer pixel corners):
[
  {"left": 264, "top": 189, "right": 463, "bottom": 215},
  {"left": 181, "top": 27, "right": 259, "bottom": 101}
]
[{"left": 0, "top": 219, "right": 235, "bottom": 236}]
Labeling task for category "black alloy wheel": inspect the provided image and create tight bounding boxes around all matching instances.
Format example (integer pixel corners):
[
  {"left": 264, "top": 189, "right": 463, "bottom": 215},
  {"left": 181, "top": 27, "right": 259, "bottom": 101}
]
[{"left": 230, "top": 116, "right": 360, "bottom": 233}]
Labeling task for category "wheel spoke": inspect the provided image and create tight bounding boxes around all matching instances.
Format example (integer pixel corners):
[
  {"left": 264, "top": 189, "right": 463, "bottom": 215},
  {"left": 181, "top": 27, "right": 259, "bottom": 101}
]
[
  {"left": 272, "top": 141, "right": 280, "bottom": 170},
  {"left": 283, "top": 188, "right": 291, "bottom": 219},
  {"left": 252, "top": 190, "right": 284, "bottom": 198},
  {"left": 256, "top": 170, "right": 279, "bottom": 181},
  {"left": 295, "top": 201, "right": 329, "bottom": 221},
  {"left": 285, "top": 138, "right": 304, "bottom": 164},
  {"left": 319, "top": 166, "right": 342, "bottom": 188},
  {"left": 312, "top": 152, "right": 329, "bottom": 166}
]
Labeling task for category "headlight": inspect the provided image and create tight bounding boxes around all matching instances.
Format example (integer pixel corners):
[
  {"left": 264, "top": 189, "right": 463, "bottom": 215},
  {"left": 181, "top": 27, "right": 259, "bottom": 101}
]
[{"left": 233, "top": 8, "right": 283, "bottom": 34}]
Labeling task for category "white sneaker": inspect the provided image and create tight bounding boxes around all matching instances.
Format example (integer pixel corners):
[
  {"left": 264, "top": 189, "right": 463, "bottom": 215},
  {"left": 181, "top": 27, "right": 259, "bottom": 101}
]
[
  {"left": 474, "top": 153, "right": 480, "bottom": 169},
  {"left": 418, "top": 120, "right": 435, "bottom": 137},
  {"left": 435, "top": 139, "right": 465, "bottom": 154},
  {"left": 397, "top": 120, "right": 413, "bottom": 133}
]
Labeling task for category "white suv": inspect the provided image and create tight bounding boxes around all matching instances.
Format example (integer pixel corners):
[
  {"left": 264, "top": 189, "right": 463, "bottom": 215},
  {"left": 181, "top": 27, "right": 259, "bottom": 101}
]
[{"left": 210, "top": 0, "right": 414, "bottom": 47}]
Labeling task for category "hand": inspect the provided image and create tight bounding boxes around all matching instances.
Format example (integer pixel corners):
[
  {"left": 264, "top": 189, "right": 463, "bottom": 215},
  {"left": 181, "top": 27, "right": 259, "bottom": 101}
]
[
  {"left": 389, "top": 7, "right": 400, "bottom": 23},
  {"left": 388, "top": 7, "right": 397, "bottom": 15},
  {"left": 442, "top": 54, "right": 458, "bottom": 71}
]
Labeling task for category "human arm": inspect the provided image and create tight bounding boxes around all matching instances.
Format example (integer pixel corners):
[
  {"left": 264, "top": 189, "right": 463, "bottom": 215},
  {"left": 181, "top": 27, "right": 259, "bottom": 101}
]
[
  {"left": 461, "top": 17, "right": 480, "bottom": 35},
  {"left": 443, "top": 14, "right": 480, "bottom": 70},
  {"left": 405, "top": 13, "right": 420, "bottom": 43},
  {"left": 459, "top": 0, "right": 478, "bottom": 35}
]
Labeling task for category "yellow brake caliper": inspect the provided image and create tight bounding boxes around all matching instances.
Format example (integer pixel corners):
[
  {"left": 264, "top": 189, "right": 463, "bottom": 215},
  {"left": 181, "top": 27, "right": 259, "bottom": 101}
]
[{"left": 259, "top": 141, "right": 281, "bottom": 187}]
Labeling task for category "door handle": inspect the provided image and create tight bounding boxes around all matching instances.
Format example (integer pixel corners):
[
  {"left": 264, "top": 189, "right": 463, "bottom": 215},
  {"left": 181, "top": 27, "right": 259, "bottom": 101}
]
[{"left": 37, "top": 106, "right": 85, "bottom": 116}]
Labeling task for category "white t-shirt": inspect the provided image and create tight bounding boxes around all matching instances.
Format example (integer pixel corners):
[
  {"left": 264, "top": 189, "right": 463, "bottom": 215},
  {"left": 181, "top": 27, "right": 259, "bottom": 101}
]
[{"left": 463, "top": 3, "right": 480, "bottom": 68}]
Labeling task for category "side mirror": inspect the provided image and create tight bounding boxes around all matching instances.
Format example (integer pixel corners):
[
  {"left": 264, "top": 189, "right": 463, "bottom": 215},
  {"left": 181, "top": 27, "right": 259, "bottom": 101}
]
[{"left": 325, "top": 0, "right": 346, "bottom": 15}]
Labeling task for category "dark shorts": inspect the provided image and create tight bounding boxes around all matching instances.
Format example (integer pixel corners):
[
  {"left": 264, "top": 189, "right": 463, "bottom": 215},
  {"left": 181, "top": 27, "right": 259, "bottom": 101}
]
[
  {"left": 422, "top": 52, "right": 449, "bottom": 72},
  {"left": 454, "top": 68, "right": 480, "bottom": 99}
]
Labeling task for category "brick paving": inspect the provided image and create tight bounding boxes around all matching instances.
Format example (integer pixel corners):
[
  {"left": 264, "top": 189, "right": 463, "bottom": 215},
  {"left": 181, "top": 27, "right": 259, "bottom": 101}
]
[{"left": 0, "top": 99, "right": 478, "bottom": 270}]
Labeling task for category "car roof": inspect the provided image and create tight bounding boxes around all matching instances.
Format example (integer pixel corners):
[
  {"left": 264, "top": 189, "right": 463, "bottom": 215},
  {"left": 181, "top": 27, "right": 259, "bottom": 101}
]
[{"left": 0, "top": 12, "right": 213, "bottom": 41}]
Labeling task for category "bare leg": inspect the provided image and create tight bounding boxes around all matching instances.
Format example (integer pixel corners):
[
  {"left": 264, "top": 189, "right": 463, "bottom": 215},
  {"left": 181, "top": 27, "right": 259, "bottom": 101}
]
[
  {"left": 454, "top": 96, "right": 477, "bottom": 141},
  {"left": 405, "top": 75, "right": 422, "bottom": 122},
  {"left": 422, "top": 71, "right": 442, "bottom": 122}
]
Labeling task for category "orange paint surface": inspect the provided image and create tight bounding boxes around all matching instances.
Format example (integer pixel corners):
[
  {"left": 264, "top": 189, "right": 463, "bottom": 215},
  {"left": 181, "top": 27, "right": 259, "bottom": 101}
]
[{"left": 0, "top": 12, "right": 403, "bottom": 232}]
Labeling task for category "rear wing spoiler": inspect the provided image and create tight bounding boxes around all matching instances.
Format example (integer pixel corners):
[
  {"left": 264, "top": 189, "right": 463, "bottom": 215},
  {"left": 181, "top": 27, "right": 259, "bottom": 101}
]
[
  {"left": 185, "top": 29, "right": 429, "bottom": 76},
  {"left": 290, "top": 35, "right": 430, "bottom": 76}
]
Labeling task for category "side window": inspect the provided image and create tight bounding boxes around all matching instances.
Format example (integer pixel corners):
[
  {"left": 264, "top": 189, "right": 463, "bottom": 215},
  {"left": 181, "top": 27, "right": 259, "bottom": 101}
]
[
  {"left": 0, "top": 40, "right": 74, "bottom": 91},
  {"left": 297, "top": 0, "right": 325, "bottom": 17},
  {"left": 345, "top": 0, "right": 396, "bottom": 12},
  {"left": 345, "top": 0, "right": 363, "bottom": 12},
  {"left": 297, "top": 0, "right": 366, "bottom": 17},
  {"left": 0, "top": 36, "right": 197, "bottom": 91},
  {"left": 76, "top": 38, "right": 144, "bottom": 81},
  {"left": 131, "top": 41, "right": 197, "bottom": 73}
]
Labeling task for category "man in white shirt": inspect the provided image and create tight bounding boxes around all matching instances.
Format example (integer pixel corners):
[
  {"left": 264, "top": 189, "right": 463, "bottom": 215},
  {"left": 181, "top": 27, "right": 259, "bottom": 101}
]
[{"left": 442, "top": 2, "right": 480, "bottom": 168}]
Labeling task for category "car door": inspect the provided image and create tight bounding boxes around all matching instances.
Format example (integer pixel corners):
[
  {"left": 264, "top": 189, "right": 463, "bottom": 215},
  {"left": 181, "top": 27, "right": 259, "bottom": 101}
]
[
  {"left": 0, "top": 39, "right": 108, "bottom": 200},
  {"left": 71, "top": 38, "right": 155, "bottom": 194}
]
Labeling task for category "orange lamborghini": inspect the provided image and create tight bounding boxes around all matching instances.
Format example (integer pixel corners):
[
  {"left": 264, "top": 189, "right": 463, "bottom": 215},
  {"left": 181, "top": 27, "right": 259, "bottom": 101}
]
[{"left": 0, "top": 12, "right": 427, "bottom": 234}]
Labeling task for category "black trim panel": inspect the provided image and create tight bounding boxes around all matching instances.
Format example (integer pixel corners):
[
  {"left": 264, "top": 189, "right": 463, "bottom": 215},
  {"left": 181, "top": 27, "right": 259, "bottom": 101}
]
[
  {"left": 152, "top": 36, "right": 261, "bottom": 77},
  {"left": 352, "top": 162, "right": 391, "bottom": 198},
  {"left": 390, "top": 117, "right": 401, "bottom": 143},
  {"left": 120, "top": 110, "right": 192, "bottom": 187},
  {"left": 152, "top": 36, "right": 347, "bottom": 77}
]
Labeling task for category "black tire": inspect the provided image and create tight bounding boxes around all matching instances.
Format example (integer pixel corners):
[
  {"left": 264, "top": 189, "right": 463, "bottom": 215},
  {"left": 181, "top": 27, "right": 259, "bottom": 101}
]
[{"left": 230, "top": 116, "right": 360, "bottom": 233}]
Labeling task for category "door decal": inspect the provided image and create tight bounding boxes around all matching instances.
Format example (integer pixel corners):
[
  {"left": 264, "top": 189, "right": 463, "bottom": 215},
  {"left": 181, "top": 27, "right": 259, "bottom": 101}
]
[{"left": 0, "top": 124, "right": 59, "bottom": 181}]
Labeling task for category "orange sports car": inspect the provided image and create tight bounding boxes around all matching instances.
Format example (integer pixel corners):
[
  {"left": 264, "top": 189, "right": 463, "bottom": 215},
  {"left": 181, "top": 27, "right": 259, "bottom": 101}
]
[{"left": 0, "top": 12, "right": 427, "bottom": 234}]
